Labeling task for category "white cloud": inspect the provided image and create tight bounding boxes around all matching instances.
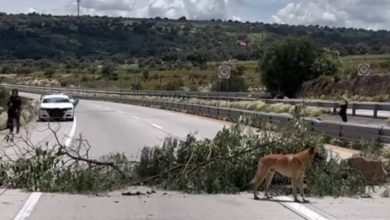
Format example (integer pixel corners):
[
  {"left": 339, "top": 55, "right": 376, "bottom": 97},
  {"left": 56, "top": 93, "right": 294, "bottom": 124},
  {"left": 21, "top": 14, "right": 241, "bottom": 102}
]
[
  {"left": 81, "top": 0, "right": 136, "bottom": 11},
  {"left": 231, "top": 16, "right": 242, "bottom": 21},
  {"left": 272, "top": 0, "right": 390, "bottom": 30},
  {"left": 27, "top": 8, "right": 37, "bottom": 13},
  {"left": 71, "top": 0, "right": 239, "bottom": 20}
]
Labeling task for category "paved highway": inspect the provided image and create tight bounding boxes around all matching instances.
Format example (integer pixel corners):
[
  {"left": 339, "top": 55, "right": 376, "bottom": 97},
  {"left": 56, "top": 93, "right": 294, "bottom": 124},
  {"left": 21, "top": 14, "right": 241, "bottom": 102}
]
[
  {"left": 75, "top": 99, "right": 231, "bottom": 159},
  {"left": 0, "top": 93, "right": 389, "bottom": 220}
]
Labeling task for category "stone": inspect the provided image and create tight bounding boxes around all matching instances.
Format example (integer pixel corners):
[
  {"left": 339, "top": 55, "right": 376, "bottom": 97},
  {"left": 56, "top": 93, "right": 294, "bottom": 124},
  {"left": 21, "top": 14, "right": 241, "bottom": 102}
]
[{"left": 347, "top": 155, "right": 388, "bottom": 184}]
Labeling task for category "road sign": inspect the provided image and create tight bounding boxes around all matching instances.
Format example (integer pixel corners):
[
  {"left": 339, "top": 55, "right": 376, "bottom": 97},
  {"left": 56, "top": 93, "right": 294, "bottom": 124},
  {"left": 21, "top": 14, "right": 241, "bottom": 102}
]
[
  {"left": 218, "top": 66, "right": 231, "bottom": 79},
  {"left": 358, "top": 64, "right": 371, "bottom": 76}
]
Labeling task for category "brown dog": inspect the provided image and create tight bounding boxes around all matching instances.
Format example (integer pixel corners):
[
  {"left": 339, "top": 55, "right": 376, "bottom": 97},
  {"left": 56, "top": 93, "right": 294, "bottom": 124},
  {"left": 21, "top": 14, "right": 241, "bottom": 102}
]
[{"left": 250, "top": 147, "right": 316, "bottom": 202}]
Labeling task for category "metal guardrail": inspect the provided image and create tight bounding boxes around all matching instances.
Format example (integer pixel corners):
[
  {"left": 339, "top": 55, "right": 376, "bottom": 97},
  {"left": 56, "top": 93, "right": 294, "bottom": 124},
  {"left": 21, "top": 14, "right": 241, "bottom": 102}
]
[
  {"left": 261, "top": 99, "right": 390, "bottom": 118},
  {"left": 6, "top": 84, "right": 389, "bottom": 118},
  {"left": 12, "top": 86, "right": 390, "bottom": 144},
  {"left": 2, "top": 84, "right": 270, "bottom": 101}
]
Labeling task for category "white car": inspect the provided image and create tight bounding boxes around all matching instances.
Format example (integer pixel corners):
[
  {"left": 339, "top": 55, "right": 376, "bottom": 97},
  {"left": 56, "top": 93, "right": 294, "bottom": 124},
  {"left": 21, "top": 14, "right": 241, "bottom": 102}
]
[{"left": 39, "top": 94, "right": 75, "bottom": 121}]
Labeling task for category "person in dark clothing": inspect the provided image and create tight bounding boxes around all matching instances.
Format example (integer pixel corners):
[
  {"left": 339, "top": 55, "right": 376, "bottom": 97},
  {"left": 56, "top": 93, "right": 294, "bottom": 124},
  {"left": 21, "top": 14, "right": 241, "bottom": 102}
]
[
  {"left": 339, "top": 94, "right": 348, "bottom": 122},
  {"left": 6, "top": 89, "right": 22, "bottom": 141}
]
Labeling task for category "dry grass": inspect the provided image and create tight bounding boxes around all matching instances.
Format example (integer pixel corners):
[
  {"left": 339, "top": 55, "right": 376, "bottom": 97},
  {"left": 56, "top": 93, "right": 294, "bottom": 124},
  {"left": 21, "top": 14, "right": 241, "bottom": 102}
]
[{"left": 138, "top": 96, "right": 328, "bottom": 117}]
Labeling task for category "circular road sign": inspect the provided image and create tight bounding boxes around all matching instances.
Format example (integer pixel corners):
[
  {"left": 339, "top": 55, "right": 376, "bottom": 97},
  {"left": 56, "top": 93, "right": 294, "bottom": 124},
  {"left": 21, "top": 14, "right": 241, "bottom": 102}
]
[
  {"left": 218, "top": 66, "right": 231, "bottom": 79},
  {"left": 358, "top": 64, "right": 370, "bottom": 76}
]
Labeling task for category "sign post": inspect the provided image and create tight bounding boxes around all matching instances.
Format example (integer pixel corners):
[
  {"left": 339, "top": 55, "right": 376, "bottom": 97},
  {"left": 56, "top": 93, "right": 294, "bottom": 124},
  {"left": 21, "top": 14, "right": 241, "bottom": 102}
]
[{"left": 218, "top": 65, "right": 231, "bottom": 106}]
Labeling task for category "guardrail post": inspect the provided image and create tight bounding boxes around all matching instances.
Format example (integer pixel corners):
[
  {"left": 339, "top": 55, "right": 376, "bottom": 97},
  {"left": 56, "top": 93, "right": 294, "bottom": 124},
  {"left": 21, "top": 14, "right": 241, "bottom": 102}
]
[
  {"left": 352, "top": 103, "right": 356, "bottom": 116},
  {"left": 379, "top": 126, "right": 384, "bottom": 135},
  {"left": 374, "top": 104, "right": 378, "bottom": 118}
]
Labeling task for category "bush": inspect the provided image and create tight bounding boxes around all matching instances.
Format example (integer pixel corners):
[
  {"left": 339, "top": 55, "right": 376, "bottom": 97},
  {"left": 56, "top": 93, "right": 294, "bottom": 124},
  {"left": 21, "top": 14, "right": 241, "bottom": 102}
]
[
  {"left": 44, "top": 69, "right": 55, "bottom": 78},
  {"left": 260, "top": 37, "right": 340, "bottom": 97},
  {"left": 18, "top": 67, "right": 33, "bottom": 75},
  {"left": 211, "top": 77, "right": 248, "bottom": 92},
  {"left": 131, "top": 81, "right": 143, "bottom": 90},
  {"left": 161, "top": 78, "right": 184, "bottom": 91}
]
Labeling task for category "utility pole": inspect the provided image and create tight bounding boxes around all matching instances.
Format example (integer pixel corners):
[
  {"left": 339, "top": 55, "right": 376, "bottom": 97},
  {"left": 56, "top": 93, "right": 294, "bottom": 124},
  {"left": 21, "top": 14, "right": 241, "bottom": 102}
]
[{"left": 77, "top": 0, "right": 81, "bottom": 17}]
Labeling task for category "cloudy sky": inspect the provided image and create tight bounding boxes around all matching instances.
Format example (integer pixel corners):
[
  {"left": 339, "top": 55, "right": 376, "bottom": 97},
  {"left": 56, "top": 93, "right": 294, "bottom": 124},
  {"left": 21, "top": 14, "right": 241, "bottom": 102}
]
[{"left": 0, "top": 0, "right": 389, "bottom": 30}]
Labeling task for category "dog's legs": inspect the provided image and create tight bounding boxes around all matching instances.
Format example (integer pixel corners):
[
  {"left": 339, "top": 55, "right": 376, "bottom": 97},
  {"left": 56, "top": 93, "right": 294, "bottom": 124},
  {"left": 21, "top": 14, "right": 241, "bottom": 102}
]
[
  {"left": 265, "top": 171, "right": 275, "bottom": 199},
  {"left": 298, "top": 174, "right": 309, "bottom": 203},
  {"left": 252, "top": 164, "right": 268, "bottom": 200},
  {"left": 291, "top": 177, "right": 299, "bottom": 202}
]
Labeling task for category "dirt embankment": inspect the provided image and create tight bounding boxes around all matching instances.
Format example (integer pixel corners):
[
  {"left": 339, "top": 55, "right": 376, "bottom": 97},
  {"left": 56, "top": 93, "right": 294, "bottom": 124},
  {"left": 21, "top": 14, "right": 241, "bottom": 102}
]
[{"left": 299, "top": 74, "right": 390, "bottom": 99}]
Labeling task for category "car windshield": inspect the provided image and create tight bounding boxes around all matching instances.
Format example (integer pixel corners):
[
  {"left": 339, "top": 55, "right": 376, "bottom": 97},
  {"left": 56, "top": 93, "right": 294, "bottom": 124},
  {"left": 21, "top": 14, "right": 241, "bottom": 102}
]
[{"left": 43, "top": 98, "right": 70, "bottom": 103}]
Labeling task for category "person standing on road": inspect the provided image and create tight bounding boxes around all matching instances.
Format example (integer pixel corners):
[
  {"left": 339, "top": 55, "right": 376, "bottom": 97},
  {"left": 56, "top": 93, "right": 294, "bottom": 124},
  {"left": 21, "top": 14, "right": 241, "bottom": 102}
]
[
  {"left": 6, "top": 89, "right": 22, "bottom": 141},
  {"left": 339, "top": 93, "right": 348, "bottom": 122}
]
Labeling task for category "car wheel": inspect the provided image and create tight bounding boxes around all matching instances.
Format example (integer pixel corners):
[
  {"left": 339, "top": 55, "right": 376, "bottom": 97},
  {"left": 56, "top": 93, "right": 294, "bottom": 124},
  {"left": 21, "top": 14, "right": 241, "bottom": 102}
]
[{"left": 69, "top": 117, "right": 74, "bottom": 122}]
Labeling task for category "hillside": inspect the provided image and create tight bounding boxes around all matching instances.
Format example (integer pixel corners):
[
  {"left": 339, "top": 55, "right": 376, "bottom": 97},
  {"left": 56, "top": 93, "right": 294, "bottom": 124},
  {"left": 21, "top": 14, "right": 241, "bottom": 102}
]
[{"left": 1, "top": 13, "right": 390, "bottom": 63}]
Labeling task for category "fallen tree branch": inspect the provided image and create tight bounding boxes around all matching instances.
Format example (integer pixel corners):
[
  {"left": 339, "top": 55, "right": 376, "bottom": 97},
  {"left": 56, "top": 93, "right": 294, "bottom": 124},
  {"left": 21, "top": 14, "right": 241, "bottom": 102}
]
[
  {"left": 130, "top": 164, "right": 184, "bottom": 186},
  {"left": 48, "top": 125, "right": 133, "bottom": 181},
  {"left": 185, "top": 145, "right": 261, "bottom": 175}
]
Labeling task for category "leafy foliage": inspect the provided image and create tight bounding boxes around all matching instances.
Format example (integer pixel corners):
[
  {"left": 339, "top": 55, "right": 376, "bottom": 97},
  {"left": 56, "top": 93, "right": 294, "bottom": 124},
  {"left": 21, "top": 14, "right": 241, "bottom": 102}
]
[
  {"left": 0, "top": 150, "right": 133, "bottom": 193},
  {"left": 135, "top": 117, "right": 366, "bottom": 196},
  {"left": 260, "top": 37, "right": 340, "bottom": 97}
]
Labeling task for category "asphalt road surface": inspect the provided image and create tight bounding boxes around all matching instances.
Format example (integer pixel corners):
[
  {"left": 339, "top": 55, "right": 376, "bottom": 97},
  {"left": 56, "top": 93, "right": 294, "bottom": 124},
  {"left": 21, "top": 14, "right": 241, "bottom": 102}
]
[{"left": 0, "top": 93, "right": 389, "bottom": 220}]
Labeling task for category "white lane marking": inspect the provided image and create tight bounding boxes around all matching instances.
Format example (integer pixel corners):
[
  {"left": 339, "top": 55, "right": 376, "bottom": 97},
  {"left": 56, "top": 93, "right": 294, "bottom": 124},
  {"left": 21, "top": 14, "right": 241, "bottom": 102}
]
[
  {"left": 64, "top": 117, "right": 77, "bottom": 147},
  {"left": 13, "top": 192, "right": 42, "bottom": 220},
  {"left": 151, "top": 123, "right": 163, "bottom": 130},
  {"left": 276, "top": 196, "right": 328, "bottom": 220},
  {"left": 117, "top": 110, "right": 124, "bottom": 114},
  {"left": 132, "top": 116, "right": 140, "bottom": 120}
]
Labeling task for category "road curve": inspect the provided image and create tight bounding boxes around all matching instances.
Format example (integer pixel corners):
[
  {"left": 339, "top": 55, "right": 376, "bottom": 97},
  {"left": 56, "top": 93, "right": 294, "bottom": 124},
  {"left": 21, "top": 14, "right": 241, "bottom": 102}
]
[
  {"left": 15, "top": 92, "right": 231, "bottom": 158},
  {"left": 74, "top": 99, "right": 231, "bottom": 158}
]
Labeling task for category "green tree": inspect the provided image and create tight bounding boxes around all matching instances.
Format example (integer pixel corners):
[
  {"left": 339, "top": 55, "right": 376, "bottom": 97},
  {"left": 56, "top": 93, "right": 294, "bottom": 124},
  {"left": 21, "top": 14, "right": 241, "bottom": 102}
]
[{"left": 260, "top": 37, "right": 340, "bottom": 97}]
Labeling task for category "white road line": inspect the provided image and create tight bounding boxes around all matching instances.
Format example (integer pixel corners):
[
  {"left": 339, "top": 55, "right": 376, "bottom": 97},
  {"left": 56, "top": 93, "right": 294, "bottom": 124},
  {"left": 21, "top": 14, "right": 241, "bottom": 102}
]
[
  {"left": 132, "top": 116, "right": 140, "bottom": 120},
  {"left": 151, "top": 123, "right": 163, "bottom": 130},
  {"left": 276, "top": 196, "right": 329, "bottom": 220},
  {"left": 64, "top": 117, "right": 77, "bottom": 147},
  {"left": 117, "top": 110, "right": 124, "bottom": 114},
  {"left": 14, "top": 117, "right": 77, "bottom": 220},
  {"left": 13, "top": 192, "right": 42, "bottom": 220}
]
